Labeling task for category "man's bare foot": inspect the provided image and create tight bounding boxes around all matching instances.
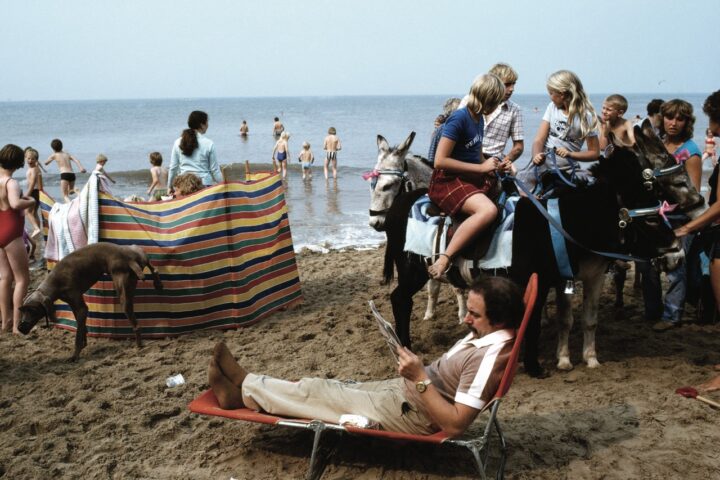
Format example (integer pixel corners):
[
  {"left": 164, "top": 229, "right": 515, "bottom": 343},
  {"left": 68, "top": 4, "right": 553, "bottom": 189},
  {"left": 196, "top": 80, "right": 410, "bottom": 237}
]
[
  {"left": 699, "top": 374, "right": 720, "bottom": 392},
  {"left": 428, "top": 253, "right": 451, "bottom": 280},
  {"left": 208, "top": 358, "right": 245, "bottom": 409},
  {"left": 213, "top": 342, "right": 248, "bottom": 388}
]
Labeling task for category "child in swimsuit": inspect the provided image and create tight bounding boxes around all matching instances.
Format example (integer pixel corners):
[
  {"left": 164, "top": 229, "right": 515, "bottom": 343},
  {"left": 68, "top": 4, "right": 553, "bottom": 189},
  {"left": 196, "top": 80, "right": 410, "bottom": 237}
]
[
  {"left": 93, "top": 154, "right": 116, "bottom": 184},
  {"left": 272, "top": 117, "right": 285, "bottom": 137},
  {"left": 703, "top": 127, "right": 717, "bottom": 166},
  {"left": 147, "top": 151, "right": 169, "bottom": 201},
  {"left": 24, "top": 147, "right": 44, "bottom": 238},
  {"left": 323, "top": 127, "right": 342, "bottom": 180},
  {"left": 45, "top": 138, "right": 86, "bottom": 203},
  {"left": 0, "top": 144, "right": 36, "bottom": 334},
  {"left": 272, "top": 131, "right": 290, "bottom": 179},
  {"left": 298, "top": 141, "right": 314, "bottom": 180}
]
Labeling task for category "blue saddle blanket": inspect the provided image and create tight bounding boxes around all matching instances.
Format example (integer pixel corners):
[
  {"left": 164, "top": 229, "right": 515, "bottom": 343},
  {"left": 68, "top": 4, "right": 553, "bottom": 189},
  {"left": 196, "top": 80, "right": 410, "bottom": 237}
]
[{"left": 403, "top": 194, "right": 516, "bottom": 269}]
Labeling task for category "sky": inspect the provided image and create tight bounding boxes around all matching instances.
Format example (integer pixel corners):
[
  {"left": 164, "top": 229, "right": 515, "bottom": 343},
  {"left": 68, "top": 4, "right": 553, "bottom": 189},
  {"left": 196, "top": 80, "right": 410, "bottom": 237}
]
[{"left": 2, "top": 0, "right": 717, "bottom": 101}]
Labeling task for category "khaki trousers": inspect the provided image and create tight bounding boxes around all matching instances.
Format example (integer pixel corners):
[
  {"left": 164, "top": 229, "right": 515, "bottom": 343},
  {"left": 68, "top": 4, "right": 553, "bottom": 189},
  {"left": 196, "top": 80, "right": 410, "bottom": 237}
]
[{"left": 242, "top": 374, "right": 435, "bottom": 435}]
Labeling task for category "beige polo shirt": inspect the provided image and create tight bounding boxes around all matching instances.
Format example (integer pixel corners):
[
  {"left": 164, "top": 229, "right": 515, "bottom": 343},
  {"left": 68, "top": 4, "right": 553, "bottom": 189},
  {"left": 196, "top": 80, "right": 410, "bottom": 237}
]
[{"left": 405, "top": 329, "right": 515, "bottom": 415}]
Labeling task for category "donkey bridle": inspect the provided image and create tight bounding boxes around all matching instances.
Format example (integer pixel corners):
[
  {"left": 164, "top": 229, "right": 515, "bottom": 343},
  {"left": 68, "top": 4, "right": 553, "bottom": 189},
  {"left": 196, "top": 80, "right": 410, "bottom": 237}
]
[{"left": 368, "top": 166, "right": 412, "bottom": 217}]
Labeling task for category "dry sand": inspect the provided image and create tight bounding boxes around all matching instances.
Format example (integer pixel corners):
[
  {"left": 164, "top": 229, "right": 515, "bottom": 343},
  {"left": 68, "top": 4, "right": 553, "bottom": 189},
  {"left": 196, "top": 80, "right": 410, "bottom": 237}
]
[{"left": 1, "top": 248, "right": 719, "bottom": 479}]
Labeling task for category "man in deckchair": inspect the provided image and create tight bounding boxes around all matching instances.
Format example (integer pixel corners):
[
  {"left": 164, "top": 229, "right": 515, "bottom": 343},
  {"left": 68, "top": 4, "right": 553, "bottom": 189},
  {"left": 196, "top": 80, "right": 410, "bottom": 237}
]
[{"left": 208, "top": 276, "right": 523, "bottom": 437}]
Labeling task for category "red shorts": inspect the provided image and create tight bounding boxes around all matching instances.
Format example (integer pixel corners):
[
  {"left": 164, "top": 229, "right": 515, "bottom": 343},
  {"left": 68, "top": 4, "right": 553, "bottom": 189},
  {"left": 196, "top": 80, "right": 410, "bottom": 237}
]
[{"left": 428, "top": 169, "right": 499, "bottom": 216}]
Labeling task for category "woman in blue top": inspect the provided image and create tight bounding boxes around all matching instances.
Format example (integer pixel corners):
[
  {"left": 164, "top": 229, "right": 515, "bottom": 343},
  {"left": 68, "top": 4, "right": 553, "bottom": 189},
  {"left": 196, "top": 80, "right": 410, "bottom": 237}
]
[
  {"left": 168, "top": 111, "right": 223, "bottom": 193},
  {"left": 427, "top": 75, "right": 506, "bottom": 279},
  {"left": 660, "top": 99, "right": 702, "bottom": 190},
  {"left": 644, "top": 99, "right": 703, "bottom": 332}
]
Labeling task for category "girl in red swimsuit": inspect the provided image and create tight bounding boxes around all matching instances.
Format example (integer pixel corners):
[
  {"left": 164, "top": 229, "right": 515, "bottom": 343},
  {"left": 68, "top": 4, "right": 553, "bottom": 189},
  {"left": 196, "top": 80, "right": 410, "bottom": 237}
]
[{"left": 0, "top": 144, "right": 36, "bottom": 334}]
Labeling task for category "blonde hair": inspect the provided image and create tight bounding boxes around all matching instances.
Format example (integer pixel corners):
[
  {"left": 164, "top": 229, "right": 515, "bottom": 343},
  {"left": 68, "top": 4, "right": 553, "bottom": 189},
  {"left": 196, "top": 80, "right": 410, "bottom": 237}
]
[
  {"left": 546, "top": 70, "right": 598, "bottom": 140},
  {"left": 281, "top": 131, "right": 290, "bottom": 140},
  {"left": 488, "top": 63, "right": 518, "bottom": 84},
  {"left": 24, "top": 147, "right": 39, "bottom": 161},
  {"left": 302, "top": 141, "right": 310, "bottom": 149},
  {"left": 466, "top": 74, "right": 505, "bottom": 116},
  {"left": 96, "top": 153, "right": 108, "bottom": 164},
  {"left": 604, "top": 94, "right": 628, "bottom": 113}
]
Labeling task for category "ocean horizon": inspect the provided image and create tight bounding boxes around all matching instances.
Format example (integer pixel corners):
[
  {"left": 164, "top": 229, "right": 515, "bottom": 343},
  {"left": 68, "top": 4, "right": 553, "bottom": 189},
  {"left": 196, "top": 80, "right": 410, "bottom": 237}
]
[{"left": 4, "top": 93, "right": 713, "bottom": 252}]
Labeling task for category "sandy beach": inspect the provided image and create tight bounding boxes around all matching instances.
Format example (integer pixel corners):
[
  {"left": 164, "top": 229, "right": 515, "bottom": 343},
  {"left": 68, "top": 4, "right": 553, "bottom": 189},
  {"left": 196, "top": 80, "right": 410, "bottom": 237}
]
[{"left": 1, "top": 247, "right": 719, "bottom": 479}]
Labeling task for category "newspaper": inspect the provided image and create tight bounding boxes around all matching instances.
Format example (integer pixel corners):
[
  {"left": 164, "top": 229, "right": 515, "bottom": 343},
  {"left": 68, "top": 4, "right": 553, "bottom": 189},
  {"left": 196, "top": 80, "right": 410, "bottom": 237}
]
[{"left": 368, "top": 301, "right": 402, "bottom": 363}]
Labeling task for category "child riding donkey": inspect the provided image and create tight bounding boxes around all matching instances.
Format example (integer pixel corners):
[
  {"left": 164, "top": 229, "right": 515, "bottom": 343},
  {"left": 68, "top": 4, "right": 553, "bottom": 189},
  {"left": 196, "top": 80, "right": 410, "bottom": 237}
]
[{"left": 427, "top": 74, "right": 510, "bottom": 279}]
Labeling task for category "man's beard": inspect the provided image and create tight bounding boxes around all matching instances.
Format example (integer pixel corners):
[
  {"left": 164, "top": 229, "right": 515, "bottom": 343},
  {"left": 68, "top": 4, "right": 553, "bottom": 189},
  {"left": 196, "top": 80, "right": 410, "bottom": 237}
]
[{"left": 467, "top": 324, "right": 478, "bottom": 336}]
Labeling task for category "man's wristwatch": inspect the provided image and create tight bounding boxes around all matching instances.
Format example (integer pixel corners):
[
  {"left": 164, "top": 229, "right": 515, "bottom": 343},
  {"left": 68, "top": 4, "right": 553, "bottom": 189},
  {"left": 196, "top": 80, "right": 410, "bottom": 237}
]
[{"left": 415, "top": 379, "right": 432, "bottom": 393}]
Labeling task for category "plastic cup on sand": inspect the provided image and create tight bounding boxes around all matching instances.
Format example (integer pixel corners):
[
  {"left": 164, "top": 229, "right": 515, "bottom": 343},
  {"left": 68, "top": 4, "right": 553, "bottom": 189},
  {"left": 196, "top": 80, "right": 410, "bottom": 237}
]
[{"left": 165, "top": 373, "right": 185, "bottom": 388}]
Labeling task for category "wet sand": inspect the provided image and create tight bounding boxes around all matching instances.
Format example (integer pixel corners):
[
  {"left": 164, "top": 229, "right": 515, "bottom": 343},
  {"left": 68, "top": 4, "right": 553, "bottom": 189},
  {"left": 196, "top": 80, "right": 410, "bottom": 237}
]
[{"left": 1, "top": 248, "right": 719, "bottom": 479}]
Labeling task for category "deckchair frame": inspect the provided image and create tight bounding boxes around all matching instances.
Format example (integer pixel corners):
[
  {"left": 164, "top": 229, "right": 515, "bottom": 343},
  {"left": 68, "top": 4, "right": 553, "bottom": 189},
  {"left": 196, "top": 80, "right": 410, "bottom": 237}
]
[{"left": 189, "top": 274, "right": 539, "bottom": 480}]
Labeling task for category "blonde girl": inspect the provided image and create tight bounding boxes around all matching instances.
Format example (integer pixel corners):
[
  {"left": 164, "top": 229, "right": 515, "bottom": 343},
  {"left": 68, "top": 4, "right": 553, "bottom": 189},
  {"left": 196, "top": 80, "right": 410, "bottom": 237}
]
[
  {"left": 0, "top": 144, "right": 35, "bottom": 334},
  {"left": 524, "top": 70, "right": 600, "bottom": 191},
  {"left": 427, "top": 74, "right": 506, "bottom": 278},
  {"left": 272, "top": 131, "right": 290, "bottom": 179}
]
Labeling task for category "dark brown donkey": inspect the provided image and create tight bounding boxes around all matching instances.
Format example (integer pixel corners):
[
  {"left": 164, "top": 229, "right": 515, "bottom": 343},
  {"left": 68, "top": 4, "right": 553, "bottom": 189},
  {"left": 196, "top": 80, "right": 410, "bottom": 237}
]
[{"left": 19, "top": 243, "right": 163, "bottom": 361}]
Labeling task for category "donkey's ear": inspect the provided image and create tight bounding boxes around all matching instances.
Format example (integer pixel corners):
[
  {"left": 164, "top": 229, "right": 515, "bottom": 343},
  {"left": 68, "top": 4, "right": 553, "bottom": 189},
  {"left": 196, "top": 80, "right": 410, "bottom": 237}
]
[
  {"left": 377, "top": 135, "right": 390, "bottom": 152},
  {"left": 397, "top": 132, "right": 416, "bottom": 154},
  {"left": 634, "top": 120, "right": 664, "bottom": 154}
]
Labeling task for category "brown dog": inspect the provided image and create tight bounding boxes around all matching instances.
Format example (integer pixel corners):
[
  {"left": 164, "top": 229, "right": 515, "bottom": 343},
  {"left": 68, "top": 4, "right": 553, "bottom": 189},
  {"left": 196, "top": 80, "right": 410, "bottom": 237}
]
[{"left": 19, "top": 243, "right": 163, "bottom": 361}]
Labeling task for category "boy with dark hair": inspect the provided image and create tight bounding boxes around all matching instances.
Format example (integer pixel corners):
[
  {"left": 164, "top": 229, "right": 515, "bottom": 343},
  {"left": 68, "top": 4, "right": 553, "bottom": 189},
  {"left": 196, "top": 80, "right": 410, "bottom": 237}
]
[{"left": 45, "top": 138, "right": 86, "bottom": 202}]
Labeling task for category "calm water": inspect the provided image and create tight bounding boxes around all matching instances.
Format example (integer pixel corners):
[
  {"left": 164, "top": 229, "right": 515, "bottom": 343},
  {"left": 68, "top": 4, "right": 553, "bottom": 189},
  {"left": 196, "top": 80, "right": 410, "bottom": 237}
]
[{"left": 2, "top": 93, "right": 712, "bottom": 251}]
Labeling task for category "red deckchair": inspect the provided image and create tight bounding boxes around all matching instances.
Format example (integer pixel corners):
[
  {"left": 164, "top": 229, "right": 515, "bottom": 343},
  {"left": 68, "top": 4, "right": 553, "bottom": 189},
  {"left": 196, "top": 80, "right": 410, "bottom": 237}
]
[{"left": 189, "top": 273, "right": 539, "bottom": 480}]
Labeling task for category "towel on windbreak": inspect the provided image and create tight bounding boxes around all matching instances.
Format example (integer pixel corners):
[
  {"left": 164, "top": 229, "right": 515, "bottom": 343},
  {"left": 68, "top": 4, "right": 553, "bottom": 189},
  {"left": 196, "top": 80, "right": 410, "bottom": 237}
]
[
  {"left": 45, "top": 172, "right": 111, "bottom": 261},
  {"left": 403, "top": 194, "right": 451, "bottom": 257}
]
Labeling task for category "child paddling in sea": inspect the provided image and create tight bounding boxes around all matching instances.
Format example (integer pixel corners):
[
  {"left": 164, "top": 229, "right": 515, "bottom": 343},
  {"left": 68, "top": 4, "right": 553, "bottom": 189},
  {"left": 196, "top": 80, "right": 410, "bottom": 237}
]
[
  {"left": 146, "top": 151, "right": 169, "bottom": 200},
  {"left": 0, "top": 144, "right": 36, "bottom": 334},
  {"left": 298, "top": 141, "right": 314, "bottom": 180}
]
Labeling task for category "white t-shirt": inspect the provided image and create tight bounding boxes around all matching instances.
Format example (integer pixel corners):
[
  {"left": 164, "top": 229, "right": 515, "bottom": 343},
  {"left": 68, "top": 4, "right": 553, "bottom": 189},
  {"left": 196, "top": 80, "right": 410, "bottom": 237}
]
[{"left": 543, "top": 102, "right": 597, "bottom": 152}]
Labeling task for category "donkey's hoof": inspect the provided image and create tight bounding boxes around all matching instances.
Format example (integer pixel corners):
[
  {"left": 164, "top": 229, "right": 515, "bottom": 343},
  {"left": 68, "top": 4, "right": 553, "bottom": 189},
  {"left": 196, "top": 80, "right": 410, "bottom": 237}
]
[
  {"left": 586, "top": 357, "right": 601, "bottom": 369},
  {"left": 557, "top": 358, "right": 574, "bottom": 371},
  {"left": 525, "top": 362, "right": 548, "bottom": 379}
]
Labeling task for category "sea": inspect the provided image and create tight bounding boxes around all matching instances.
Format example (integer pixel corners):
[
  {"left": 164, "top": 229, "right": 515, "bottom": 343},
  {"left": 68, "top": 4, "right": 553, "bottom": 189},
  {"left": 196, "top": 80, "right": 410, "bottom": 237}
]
[{"left": 1, "top": 93, "right": 712, "bottom": 252}]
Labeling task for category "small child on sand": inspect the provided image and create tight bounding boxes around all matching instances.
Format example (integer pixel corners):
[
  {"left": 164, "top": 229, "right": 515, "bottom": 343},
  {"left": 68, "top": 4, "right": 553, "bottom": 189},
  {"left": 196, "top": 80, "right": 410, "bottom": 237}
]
[
  {"left": 45, "top": 138, "right": 86, "bottom": 202},
  {"left": 93, "top": 154, "right": 116, "bottom": 184},
  {"left": 146, "top": 152, "right": 169, "bottom": 201},
  {"left": 323, "top": 127, "right": 342, "bottom": 179},
  {"left": 298, "top": 142, "right": 314, "bottom": 180},
  {"left": 702, "top": 127, "right": 717, "bottom": 166},
  {"left": 24, "top": 147, "right": 43, "bottom": 238},
  {"left": 598, "top": 94, "right": 635, "bottom": 152}
]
